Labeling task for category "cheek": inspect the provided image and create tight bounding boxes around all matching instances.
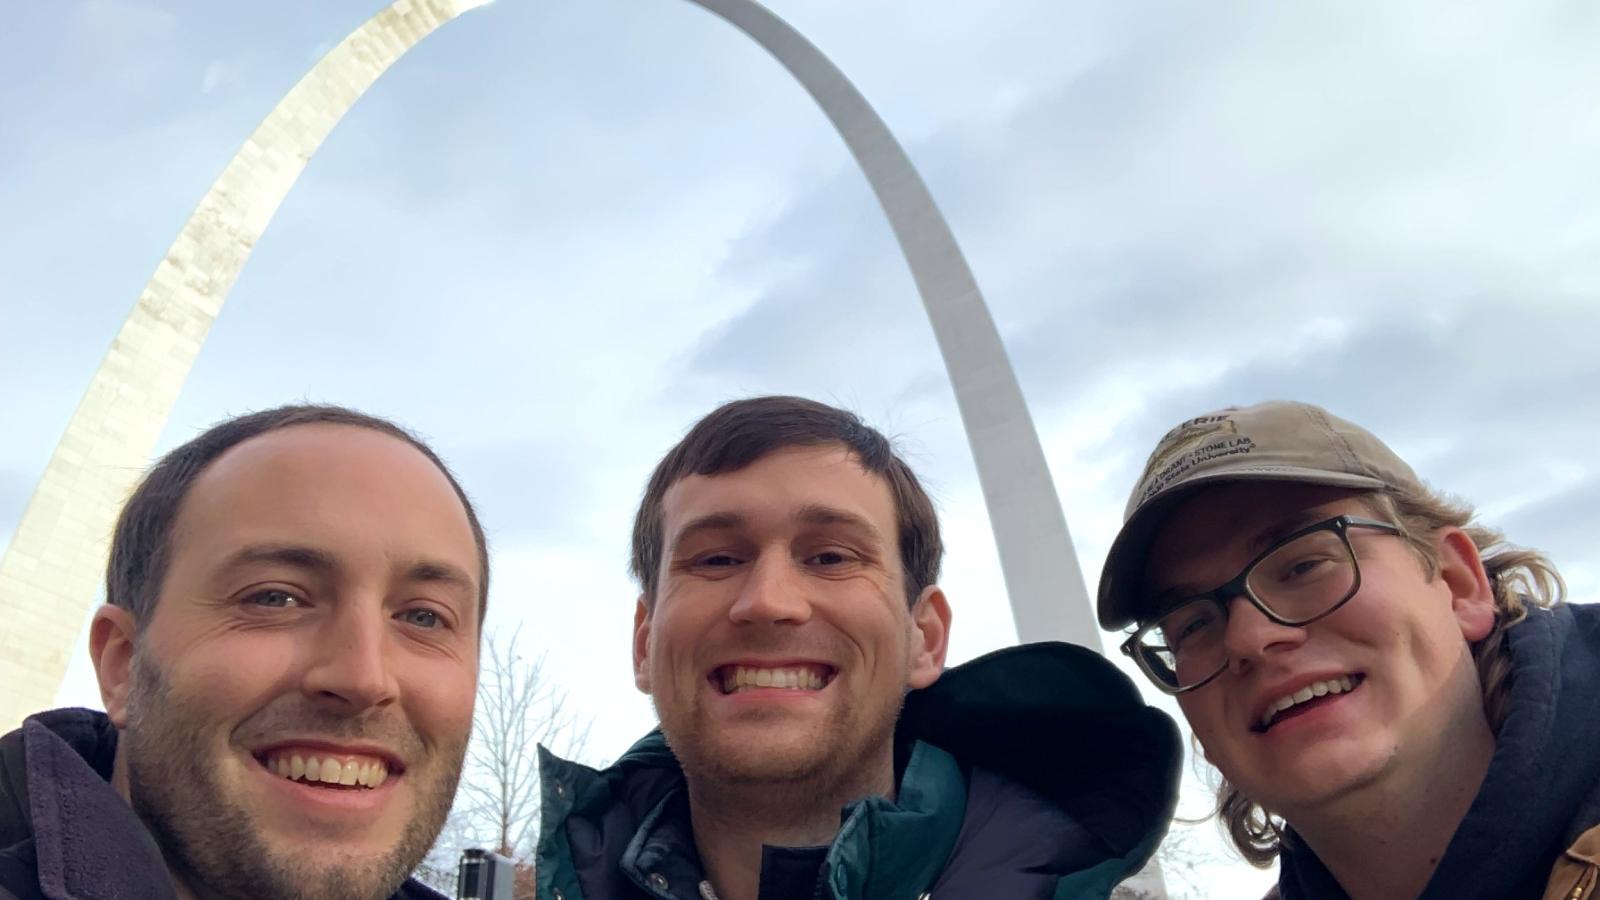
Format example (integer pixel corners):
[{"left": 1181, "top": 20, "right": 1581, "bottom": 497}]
[
  {"left": 398, "top": 658, "right": 479, "bottom": 746},
  {"left": 1176, "top": 694, "right": 1229, "bottom": 756},
  {"left": 649, "top": 605, "right": 715, "bottom": 672},
  {"left": 164, "top": 636, "right": 302, "bottom": 718}
]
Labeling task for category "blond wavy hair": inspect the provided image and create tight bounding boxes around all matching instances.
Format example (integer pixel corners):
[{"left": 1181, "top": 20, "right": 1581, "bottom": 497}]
[{"left": 1215, "top": 482, "right": 1567, "bottom": 867}]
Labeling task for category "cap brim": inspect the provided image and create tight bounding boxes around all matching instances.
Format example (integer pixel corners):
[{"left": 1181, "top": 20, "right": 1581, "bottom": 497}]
[{"left": 1095, "top": 467, "right": 1388, "bottom": 630}]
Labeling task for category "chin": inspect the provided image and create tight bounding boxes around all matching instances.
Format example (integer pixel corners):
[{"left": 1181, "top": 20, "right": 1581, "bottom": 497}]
[
  {"left": 1250, "top": 752, "right": 1394, "bottom": 813},
  {"left": 705, "top": 742, "right": 834, "bottom": 785}
]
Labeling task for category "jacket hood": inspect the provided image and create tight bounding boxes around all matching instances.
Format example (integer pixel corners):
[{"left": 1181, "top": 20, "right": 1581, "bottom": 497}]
[{"left": 899, "top": 641, "right": 1182, "bottom": 870}]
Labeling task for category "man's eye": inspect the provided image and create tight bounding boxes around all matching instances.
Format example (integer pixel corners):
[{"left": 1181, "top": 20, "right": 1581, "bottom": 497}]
[
  {"left": 697, "top": 554, "right": 741, "bottom": 567},
  {"left": 246, "top": 589, "right": 302, "bottom": 608},
  {"left": 399, "top": 608, "right": 443, "bottom": 629},
  {"left": 807, "top": 550, "right": 852, "bottom": 566}
]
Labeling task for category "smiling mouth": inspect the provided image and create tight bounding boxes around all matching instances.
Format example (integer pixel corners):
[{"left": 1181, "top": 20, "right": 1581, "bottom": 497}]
[
  {"left": 711, "top": 664, "right": 836, "bottom": 695},
  {"left": 254, "top": 749, "right": 398, "bottom": 791},
  {"left": 1255, "top": 674, "right": 1366, "bottom": 732}
]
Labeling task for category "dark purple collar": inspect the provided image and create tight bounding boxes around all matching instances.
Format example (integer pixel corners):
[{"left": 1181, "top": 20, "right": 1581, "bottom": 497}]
[{"left": 22, "top": 714, "right": 176, "bottom": 900}]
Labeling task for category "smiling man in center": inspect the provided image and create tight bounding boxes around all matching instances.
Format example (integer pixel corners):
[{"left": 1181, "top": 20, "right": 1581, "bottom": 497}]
[{"left": 534, "top": 395, "right": 1181, "bottom": 900}]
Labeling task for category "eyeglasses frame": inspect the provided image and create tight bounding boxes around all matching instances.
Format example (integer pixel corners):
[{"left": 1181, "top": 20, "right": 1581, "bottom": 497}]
[{"left": 1120, "top": 514, "right": 1403, "bottom": 695}]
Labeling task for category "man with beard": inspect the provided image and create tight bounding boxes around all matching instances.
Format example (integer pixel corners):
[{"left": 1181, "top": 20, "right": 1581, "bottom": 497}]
[
  {"left": 533, "top": 396, "right": 1181, "bottom": 900},
  {"left": 0, "top": 405, "right": 488, "bottom": 900}
]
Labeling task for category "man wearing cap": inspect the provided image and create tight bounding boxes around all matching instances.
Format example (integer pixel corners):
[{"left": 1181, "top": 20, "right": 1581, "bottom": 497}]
[
  {"left": 1097, "top": 400, "right": 1600, "bottom": 900},
  {"left": 532, "top": 395, "right": 1181, "bottom": 900}
]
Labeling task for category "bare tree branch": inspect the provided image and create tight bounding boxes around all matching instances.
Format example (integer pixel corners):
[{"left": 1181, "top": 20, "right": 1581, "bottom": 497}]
[{"left": 422, "top": 627, "right": 592, "bottom": 896}]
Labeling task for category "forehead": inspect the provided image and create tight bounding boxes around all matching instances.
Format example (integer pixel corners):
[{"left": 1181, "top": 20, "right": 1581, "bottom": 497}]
[
  {"left": 660, "top": 444, "right": 896, "bottom": 533},
  {"left": 1143, "top": 482, "right": 1369, "bottom": 586},
  {"left": 171, "top": 424, "right": 478, "bottom": 573}
]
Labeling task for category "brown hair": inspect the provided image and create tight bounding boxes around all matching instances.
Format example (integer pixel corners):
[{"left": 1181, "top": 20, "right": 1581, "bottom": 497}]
[
  {"left": 629, "top": 395, "right": 942, "bottom": 607},
  {"left": 107, "top": 404, "right": 490, "bottom": 629},
  {"left": 1216, "top": 482, "right": 1566, "bottom": 866}
]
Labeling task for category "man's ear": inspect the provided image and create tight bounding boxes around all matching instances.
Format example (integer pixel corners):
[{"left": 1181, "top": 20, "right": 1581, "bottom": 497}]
[
  {"left": 906, "top": 585, "right": 952, "bottom": 690},
  {"left": 632, "top": 595, "right": 653, "bottom": 694},
  {"left": 89, "top": 605, "right": 139, "bottom": 728},
  {"left": 1436, "top": 527, "right": 1496, "bottom": 642}
]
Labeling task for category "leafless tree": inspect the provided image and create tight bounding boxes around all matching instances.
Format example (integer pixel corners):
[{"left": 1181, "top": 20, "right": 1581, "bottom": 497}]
[
  {"left": 1114, "top": 821, "right": 1226, "bottom": 900},
  {"left": 460, "top": 627, "right": 591, "bottom": 858},
  {"left": 1112, "top": 857, "right": 1170, "bottom": 900},
  {"left": 418, "top": 627, "right": 592, "bottom": 895}
]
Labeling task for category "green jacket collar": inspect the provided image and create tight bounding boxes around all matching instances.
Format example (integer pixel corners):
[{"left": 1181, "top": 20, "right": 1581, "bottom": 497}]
[{"left": 538, "top": 736, "right": 966, "bottom": 900}]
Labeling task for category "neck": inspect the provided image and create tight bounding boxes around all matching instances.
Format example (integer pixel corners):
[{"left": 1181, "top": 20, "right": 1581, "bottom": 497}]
[
  {"left": 1290, "top": 706, "right": 1495, "bottom": 899},
  {"left": 687, "top": 749, "right": 895, "bottom": 900}
]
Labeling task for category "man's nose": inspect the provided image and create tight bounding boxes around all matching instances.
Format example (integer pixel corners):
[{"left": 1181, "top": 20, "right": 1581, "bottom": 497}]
[
  {"left": 1222, "top": 595, "right": 1308, "bottom": 675},
  {"left": 728, "top": 552, "right": 813, "bottom": 626},
  {"left": 300, "top": 599, "right": 401, "bottom": 711}
]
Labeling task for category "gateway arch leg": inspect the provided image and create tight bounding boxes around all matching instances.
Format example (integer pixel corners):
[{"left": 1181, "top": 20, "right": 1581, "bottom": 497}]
[{"left": 683, "top": 0, "right": 1099, "bottom": 650}]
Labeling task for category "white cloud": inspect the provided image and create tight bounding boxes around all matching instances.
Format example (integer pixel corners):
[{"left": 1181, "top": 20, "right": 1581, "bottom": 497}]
[
  {"left": 8, "top": 1, "right": 1599, "bottom": 894},
  {"left": 199, "top": 59, "right": 242, "bottom": 95}
]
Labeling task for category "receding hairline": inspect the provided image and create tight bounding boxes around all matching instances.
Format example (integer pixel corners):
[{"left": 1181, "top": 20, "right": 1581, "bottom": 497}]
[{"left": 166, "top": 421, "right": 486, "bottom": 598}]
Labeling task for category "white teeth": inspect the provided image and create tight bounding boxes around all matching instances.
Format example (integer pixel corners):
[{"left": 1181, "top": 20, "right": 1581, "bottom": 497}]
[
  {"left": 264, "top": 750, "right": 389, "bottom": 789},
  {"left": 1259, "top": 676, "right": 1361, "bottom": 730},
  {"left": 720, "top": 665, "right": 830, "bottom": 693}
]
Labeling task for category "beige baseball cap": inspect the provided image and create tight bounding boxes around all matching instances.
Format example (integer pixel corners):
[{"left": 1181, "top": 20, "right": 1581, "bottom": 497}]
[{"left": 1096, "top": 400, "right": 1423, "bottom": 630}]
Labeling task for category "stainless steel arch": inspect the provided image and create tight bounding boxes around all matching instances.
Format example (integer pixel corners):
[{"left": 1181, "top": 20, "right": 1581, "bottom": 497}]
[
  {"left": 0, "top": 0, "right": 1098, "bottom": 733},
  {"left": 682, "top": 0, "right": 1097, "bottom": 652}
]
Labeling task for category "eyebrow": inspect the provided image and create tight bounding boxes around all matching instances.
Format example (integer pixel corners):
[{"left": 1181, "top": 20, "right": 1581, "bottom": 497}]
[
  {"left": 218, "top": 543, "right": 476, "bottom": 596},
  {"left": 793, "top": 503, "right": 884, "bottom": 545},
  {"left": 403, "top": 559, "right": 478, "bottom": 597},
  {"left": 1243, "top": 509, "right": 1332, "bottom": 556},
  {"left": 221, "top": 543, "right": 339, "bottom": 575},
  {"left": 1143, "top": 508, "right": 1343, "bottom": 611},
  {"left": 669, "top": 512, "right": 748, "bottom": 555},
  {"left": 667, "top": 504, "right": 885, "bottom": 554}
]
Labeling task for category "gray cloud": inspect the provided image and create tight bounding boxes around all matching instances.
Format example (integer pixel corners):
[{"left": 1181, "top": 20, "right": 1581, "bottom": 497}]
[
  {"left": 1082, "top": 301, "right": 1600, "bottom": 484},
  {"left": 1494, "top": 476, "right": 1600, "bottom": 568}
]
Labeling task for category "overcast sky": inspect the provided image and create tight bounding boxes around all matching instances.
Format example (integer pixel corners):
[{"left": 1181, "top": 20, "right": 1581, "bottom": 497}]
[{"left": 4, "top": 1, "right": 1598, "bottom": 894}]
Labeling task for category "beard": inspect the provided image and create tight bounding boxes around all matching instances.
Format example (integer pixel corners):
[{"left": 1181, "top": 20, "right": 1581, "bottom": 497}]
[
  {"left": 653, "top": 665, "right": 906, "bottom": 805},
  {"left": 120, "top": 652, "right": 469, "bottom": 900}
]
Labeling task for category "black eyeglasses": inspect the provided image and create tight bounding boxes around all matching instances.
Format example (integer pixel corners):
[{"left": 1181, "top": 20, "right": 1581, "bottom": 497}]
[{"left": 1121, "top": 515, "right": 1402, "bottom": 694}]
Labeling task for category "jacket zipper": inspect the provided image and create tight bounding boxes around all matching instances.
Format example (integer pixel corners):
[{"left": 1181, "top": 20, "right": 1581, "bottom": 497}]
[{"left": 1566, "top": 864, "right": 1597, "bottom": 900}]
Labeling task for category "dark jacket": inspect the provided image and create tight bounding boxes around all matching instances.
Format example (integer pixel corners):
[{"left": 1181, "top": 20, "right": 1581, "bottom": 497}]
[
  {"left": 1277, "top": 603, "right": 1600, "bottom": 900},
  {"left": 0, "top": 707, "right": 445, "bottom": 900},
  {"left": 535, "top": 642, "right": 1183, "bottom": 900}
]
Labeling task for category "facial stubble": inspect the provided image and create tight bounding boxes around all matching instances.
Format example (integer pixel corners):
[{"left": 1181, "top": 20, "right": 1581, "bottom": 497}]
[
  {"left": 120, "top": 652, "right": 469, "bottom": 900},
  {"left": 654, "top": 651, "right": 908, "bottom": 807}
]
